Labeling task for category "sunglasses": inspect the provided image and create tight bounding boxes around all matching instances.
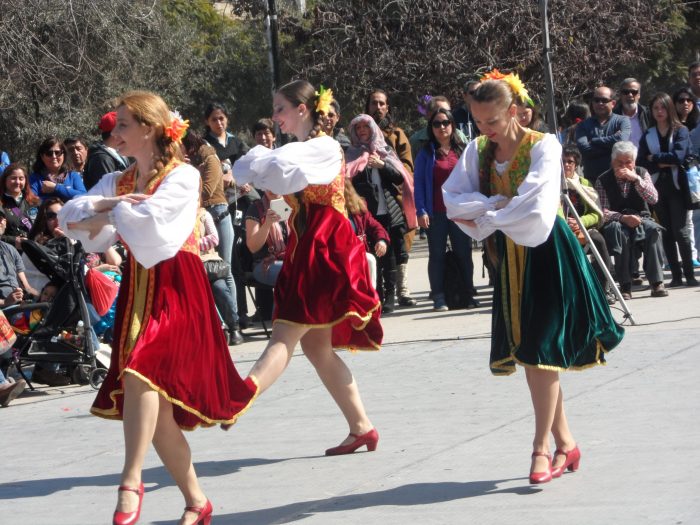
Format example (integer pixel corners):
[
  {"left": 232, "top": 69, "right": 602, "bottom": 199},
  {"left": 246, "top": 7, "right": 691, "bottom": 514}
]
[
  {"left": 45, "top": 211, "right": 59, "bottom": 220},
  {"left": 592, "top": 97, "right": 612, "bottom": 104},
  {"left": 431, "top": 120, "right": 452, "bottom": 129},
  {"left": 621, "top": 89, "right": 639, "bottom": 96},
  {"left": 43, "top": 150, "right": 64, "bottom": 157},
  {"left": 676, "top": 98, "right": 693, "bottom": 103}
]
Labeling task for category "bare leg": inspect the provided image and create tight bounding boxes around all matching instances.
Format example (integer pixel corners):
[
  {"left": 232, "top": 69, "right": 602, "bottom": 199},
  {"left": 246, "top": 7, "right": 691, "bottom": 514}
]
[
  {"left": 525, "top": 367, "right": 560, "bottom": 473},
  {"left": 247, "top": 323, "right": 309, "bottom": 393},
  {"left": 300, "top": 328, "right": 373, "bottom": 446},
  {"left": 116, "top": 372, "right": 159, "bottom": 514},
  {"left": 151, "top": 396, "right": 207, "bottom": 525},
  {"left": 550, "top": 386, "right": 577, "bottom": 470}
]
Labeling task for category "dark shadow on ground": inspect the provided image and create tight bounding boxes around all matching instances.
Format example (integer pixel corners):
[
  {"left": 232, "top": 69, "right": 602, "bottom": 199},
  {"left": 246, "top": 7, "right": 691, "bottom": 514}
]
[
  {"left": 0, "top": 457, "right": 311, "bottom": 500},
  {"left": 154, "top": 479, "right": 538, "bottom": 525}
]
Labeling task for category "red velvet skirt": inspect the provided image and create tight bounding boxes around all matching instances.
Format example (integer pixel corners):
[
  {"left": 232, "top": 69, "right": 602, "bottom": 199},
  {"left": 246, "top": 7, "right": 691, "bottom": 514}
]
[
  {"left": 274, "top": 203, "right": 383, "bottom": 350},
  {"left": 91, "top": 250, "right": 257, "bottom": 430}
]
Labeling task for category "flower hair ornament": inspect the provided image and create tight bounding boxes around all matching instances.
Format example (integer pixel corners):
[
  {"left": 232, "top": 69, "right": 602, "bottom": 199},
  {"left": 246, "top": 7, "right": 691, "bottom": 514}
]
[
  {"left": 417, "top": 94, "right": 433, "bottom": 117},
  {"left": 164, "top": 111, "right": 189, "bottom": 143},
  {"left": 315, "top": 85, "right": 334, "bottom": 116},
  {"left": 481, "top": 68, "right": 534, "bottom": 107}
]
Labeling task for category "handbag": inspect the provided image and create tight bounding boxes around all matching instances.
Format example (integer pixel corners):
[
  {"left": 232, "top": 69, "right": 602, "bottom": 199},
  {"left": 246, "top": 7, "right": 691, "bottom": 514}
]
[
  {"left": 680, "top": 154, "right": 700, "bottom": 210},
  {"left": 85, "top": 268, "right": 120, "bottom": 316},
  {"left": 202, "top": 254, "right": 230, "bottom": 281}
]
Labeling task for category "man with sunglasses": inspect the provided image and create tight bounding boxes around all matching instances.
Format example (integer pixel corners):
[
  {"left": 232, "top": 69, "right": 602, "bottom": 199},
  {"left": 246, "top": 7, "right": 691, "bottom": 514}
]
[
  {"left": 613, "top": 78, "right": 650, "bottom": 148},
  {"left": 576, "top": 85, "right": 631, "bottom": 184}
]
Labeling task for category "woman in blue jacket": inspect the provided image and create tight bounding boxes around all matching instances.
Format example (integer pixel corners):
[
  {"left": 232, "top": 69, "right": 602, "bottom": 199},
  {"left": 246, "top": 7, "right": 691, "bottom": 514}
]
[
  {"left": 29, "top": 137, "right": 87, "bottom": 202},
  {"left": 638, "top": 92, "right": 697, "bottom": 287},
  {"left": 414, "top": 108, "right": 477, "bottom": 310}
]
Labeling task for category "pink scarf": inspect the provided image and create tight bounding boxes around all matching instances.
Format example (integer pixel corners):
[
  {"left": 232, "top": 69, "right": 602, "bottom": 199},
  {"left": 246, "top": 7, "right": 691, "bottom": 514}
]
[{"left": 345, "top": 114, "right": 417, "bottom": 229}]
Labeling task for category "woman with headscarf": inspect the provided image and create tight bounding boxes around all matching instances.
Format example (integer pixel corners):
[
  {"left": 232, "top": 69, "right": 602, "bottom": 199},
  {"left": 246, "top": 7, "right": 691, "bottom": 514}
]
[{"left": 345, "top": 114, "right": 416, "bottom": 313}]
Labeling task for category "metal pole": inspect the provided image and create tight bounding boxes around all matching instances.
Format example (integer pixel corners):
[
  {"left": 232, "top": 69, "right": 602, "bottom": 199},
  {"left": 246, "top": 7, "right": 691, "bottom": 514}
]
[
  {"left": 538, "top": 0, "right": 636, "bottom": 324},
  {"left": 264, "top": 0, "right": 283, "bottom": 146}
]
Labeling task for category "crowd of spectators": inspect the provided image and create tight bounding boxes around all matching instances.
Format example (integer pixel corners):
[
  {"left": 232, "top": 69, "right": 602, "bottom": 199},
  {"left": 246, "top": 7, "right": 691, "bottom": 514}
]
[{"left": 2, "top": 61, "right": 700, "bottom": 407}]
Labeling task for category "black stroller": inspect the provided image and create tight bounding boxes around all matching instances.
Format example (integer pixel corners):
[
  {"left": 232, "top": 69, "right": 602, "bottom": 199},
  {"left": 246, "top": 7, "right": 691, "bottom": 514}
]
[{"left": 3, "top": 237, "right": 107, "bottom": 390}]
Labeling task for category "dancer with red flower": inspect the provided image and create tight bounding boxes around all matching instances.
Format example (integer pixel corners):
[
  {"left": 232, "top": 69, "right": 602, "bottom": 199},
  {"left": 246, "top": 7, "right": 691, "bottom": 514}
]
[{"left": 60, "top": 91, "right": 257, "bottom": 525}]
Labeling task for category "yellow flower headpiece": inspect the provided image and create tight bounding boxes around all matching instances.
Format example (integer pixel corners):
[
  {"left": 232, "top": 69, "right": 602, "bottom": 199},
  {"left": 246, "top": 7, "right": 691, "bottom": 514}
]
[
  {"left": 315, "top": 85, "right": 334, "bottom": 116},
  {"left": 164, "top": 111, "right": 189, "bottom": 144},
  {"left": 480, "top": 68, "right": 534, "bottom": 107}
]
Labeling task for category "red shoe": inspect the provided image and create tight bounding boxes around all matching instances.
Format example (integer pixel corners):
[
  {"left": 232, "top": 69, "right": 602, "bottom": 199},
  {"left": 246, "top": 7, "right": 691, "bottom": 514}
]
[
  {"left": 113, "top": 482, "right": 144, "bottom": 525},
  {"left": 529, "top": 451, "right": 552, "bottom": 484},
  {"left": 551, "top": 445, "right": 581, "bottom": 478},
  {"left": 184, "top": 499, "right": 213, "bottom": 525},
  {"left": 325, "top": 428, "right": 379, "bottom": 456}
]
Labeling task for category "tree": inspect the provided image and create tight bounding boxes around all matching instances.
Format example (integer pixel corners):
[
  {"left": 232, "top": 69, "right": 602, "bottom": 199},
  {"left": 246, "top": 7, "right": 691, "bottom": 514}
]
[
  {"left": 0, "top": 0, "right": 270, "bottom": 162},
  {"left": 274, "top": 0, "right": 689, "bottom": 131}
]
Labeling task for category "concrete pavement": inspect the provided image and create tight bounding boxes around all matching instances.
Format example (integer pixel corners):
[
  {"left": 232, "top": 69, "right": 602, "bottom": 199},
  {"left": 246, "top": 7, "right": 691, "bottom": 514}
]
[{"left": 1, "top": 237, "right": 699, "bottom": 524}]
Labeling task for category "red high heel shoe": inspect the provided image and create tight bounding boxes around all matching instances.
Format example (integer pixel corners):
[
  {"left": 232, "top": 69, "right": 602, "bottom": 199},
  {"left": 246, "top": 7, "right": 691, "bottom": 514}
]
[
  {"left": 183, "top": 499, "right": 213, "bottom": 525},
  {"left": 113, "top": 482, "right": 145, "bottom": 525},
  {"left": 529, "top": 451, "right": 552, "bottom": 484},
  {"left": 325, "top": 428, "right": 379, "bottom": 456},
  {"left": 551, "top": 445, "right": 581, "bottom": 478}
]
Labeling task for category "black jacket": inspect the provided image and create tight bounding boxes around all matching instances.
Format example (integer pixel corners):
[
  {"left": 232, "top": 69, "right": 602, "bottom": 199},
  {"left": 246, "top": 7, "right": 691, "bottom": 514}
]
[{"left": 84, "top": 143, "right": 129, "bottom": 190}]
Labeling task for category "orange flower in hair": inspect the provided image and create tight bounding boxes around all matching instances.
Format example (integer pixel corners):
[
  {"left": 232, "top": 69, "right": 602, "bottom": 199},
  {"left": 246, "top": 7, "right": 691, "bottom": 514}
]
[
  {"left": 481, "top": 68, "right": 534, "bottom": 106},
  {"left": 164, "top": 111, "right": 189, "bottom": 143}
]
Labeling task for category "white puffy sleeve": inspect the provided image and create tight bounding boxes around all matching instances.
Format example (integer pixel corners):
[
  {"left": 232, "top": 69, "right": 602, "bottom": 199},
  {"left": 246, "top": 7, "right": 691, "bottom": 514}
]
[
  {"left": 444, "top": 134, "right": 563, "bottom": 246},
  {"left": 233, "top": 135, "right": 342, "bottom": 195},
  {"left": 58, "top": 172, "right": 120, "bottom": 252},
  {"left": 442, "top": 140, "right": 511, "bottom": 240},
  {"left": 59, "top": 164, "right": 200, "bottom": 269}
]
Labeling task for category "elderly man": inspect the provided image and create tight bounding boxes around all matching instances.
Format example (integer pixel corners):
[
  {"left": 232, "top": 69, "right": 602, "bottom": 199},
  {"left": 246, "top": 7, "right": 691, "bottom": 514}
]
[
  {"left": 595, "top": 141, "right": 667, "bottom": 299},
  {"left": 612, "top": 78, "right": 650, "bottom": 148},
  {"left": 577, "top": 85, "right": 631, "bottom": 183}
]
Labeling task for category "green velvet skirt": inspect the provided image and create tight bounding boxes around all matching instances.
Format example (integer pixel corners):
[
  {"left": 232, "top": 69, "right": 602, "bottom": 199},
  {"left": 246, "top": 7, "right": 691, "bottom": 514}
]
[{"left": 490, "top": 216, "right": 624, "bottom": 375}]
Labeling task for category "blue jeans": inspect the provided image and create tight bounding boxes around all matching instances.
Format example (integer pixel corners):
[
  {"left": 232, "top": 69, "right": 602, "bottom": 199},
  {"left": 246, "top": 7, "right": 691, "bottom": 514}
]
[
  {"left": 207, "top": 204, "right": 238, "bottom": 323},
  {"left": 210, "top": 278, "right": 238, "bottom": 330},
  {"left": 426, "top": 212, "right": 474, "bottom": 299},
  {"left": 253, "top": 260, "right": 283, "bottom": 287}
]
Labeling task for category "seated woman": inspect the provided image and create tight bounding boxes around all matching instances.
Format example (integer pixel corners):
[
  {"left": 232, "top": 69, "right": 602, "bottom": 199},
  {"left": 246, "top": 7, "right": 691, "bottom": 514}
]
[
  {"left": 244, "top": 191, "right": 288, "bottom": 287},
  {"left": 561, "top": 146, "right": 616, "bottom": 304},
  {"left": 0, "top": 162, "right": 40, "bottom": 251},
  {"left": 29, "top": 138, "right": 86, "bottom": 202},
  {"left": 344, "top": 179, "right": 390, "bottom": 288}
]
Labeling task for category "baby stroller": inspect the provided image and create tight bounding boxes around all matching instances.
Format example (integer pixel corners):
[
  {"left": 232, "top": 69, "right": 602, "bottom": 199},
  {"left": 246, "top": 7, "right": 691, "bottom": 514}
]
[{"left": 3, "top": 237, "right": 108, "bottom": 390}]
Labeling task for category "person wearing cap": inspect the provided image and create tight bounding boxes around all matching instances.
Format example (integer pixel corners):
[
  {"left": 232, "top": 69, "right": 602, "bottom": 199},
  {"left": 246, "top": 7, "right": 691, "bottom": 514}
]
[{"left": 83, "top": 111, "right": 130, "bottom": 190}]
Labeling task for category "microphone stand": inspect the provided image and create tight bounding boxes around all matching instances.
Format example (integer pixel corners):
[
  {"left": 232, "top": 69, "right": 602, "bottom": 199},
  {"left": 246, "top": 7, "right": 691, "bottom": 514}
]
[{"left": 538, "top": 0, "right": 636, "bottom": 325}]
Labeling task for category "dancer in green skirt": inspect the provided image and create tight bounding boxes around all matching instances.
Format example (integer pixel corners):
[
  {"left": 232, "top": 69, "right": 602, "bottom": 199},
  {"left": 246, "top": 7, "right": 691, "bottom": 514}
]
[{"left": 442, "top": 71, "right": 624, "bottom": 484}]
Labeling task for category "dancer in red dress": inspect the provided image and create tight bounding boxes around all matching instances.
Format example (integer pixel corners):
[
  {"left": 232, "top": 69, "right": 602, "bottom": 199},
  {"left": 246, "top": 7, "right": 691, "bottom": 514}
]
[
  {"left": 60, "top": 91, "right": 257, "bottom": 525},
  {"left": 234, "top": 80, "right": 382, "bottom": 455}
]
